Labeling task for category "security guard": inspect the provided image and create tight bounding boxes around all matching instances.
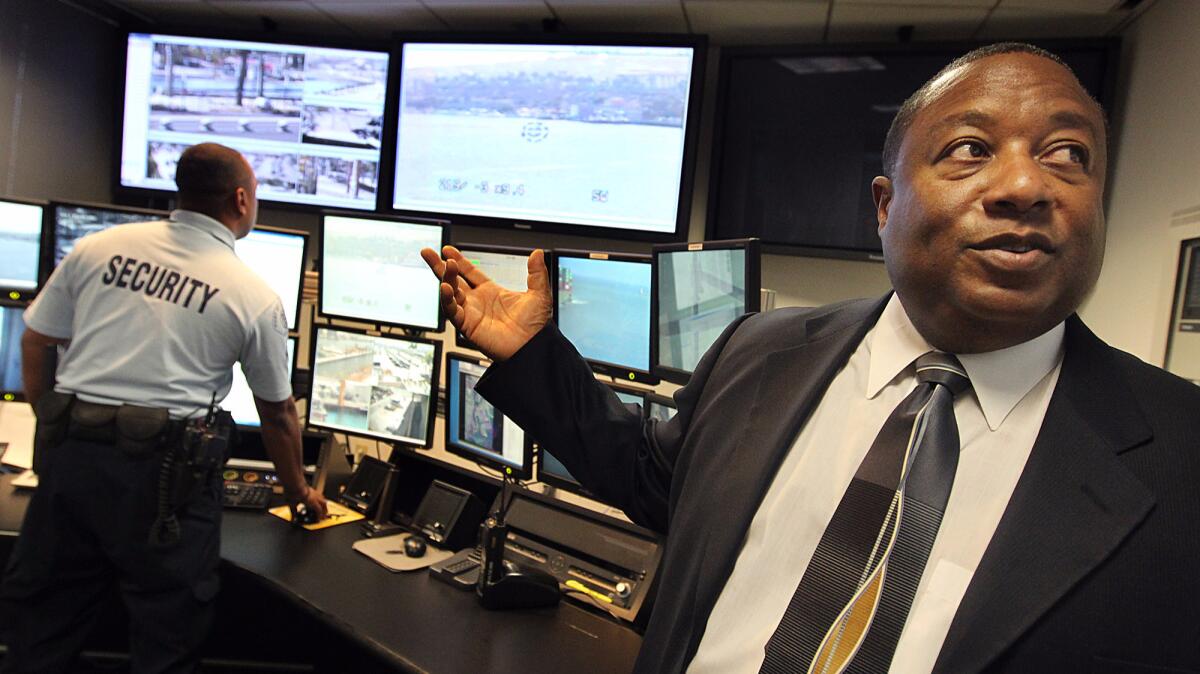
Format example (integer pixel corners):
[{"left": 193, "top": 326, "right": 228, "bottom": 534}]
[{"left": 0, "top": 143, "right": 327, "bottom": 673}]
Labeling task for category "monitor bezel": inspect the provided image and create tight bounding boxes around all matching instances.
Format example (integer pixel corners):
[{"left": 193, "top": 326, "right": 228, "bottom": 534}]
[
  {"left": 650, "top": 238, "right": 762, "bottom": 385},
  {"left": 0, "top": 196, "right": 49, "bottom": 302},
  {"left": 442, "top": 351, "right": 534, "bottom": 480},
  {"left": 242, "top": 224, "right": 310, "bottom": 333},
  {"left": 316, "top": 210, "right": 449, "bottom": 332},
  {"left": 49, "top": 199, "right": 168, "bottom": 269},
  {"left": 305, "top": 323, "right": 442, "bottom": 451},
  {"left": 112, "top": 28, "right": 398, "bottom": 214},
  {"left": 229, "top": 334, "right": 299, "bottom": 430},
  {"left": 384, "top": 31, "right": 708, "bottom": 243},
  {"left": 704, "top": 38, "right": 1121, "bottom": 261},
  {"left": 552, "top": 248, "right": 658, "bottom": 385},
  {"left": 0, "top": 298, "right": 29, "bottom": 403}
]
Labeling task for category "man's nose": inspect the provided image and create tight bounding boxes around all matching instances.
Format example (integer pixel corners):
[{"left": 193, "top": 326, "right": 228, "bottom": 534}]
[{"left": 982, "top": 152, "right": 1052, "bottom": 218}]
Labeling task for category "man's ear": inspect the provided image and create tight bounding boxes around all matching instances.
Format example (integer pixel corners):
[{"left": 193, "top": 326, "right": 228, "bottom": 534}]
[
  {"left": 234, "top": 186, "right": 249, "bottom": 217},
  {"left": 871, "top": 176, "right": 893, "bottom": 233}
]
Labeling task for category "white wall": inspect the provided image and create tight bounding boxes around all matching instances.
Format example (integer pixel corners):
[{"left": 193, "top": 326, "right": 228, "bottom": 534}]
[{"left": 1082, "top": 0, "right": 1200, "bottom": 364}]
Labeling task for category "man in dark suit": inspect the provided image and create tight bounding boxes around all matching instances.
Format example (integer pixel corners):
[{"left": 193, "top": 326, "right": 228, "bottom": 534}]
[{"left": 422, "top": 43, "right": 1200, "bottom": 673}]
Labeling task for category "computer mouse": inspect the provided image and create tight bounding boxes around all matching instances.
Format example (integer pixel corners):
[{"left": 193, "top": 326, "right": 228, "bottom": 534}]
[
  {"left": 404, "top": 536, "right": 427, "bottom": 558},
  {"left": 294, "top": 503, "right": 319, "bottom": 525}
]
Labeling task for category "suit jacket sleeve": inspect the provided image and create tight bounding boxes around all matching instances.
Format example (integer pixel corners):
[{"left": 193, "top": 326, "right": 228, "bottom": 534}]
[{"left": 475, "top": 315, "right": 752, "bottom": 534}]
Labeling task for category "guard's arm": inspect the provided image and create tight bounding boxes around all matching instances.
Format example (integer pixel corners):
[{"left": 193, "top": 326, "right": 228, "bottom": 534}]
[
  {"left": 254, "top": 395, "right": 327, "bottom": 518},
  {"left": 21, "top": 328, "right": 68, "bottom": 408}
]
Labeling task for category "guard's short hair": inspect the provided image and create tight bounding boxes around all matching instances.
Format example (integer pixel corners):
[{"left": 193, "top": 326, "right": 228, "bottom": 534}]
[
  {"left": 881, "top": 42, "right": 1105, "bottom": 178},
  {"left": 175, "top": 143, "right": 251, "bottom": 213}
]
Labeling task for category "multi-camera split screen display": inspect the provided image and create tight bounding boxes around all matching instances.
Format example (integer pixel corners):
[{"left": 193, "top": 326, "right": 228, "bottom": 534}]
[
  {"left": 309, "top": 328, "right": 437, "bottom": 446},
  {"left": 120, "top": 33, "right": 388, "bottom": 210},
  {"left": 392, "top": 42, "right": 695, "bottom": 233}
]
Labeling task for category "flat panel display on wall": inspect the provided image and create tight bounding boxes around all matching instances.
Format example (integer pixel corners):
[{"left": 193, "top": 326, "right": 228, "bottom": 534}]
[
  {"left": 119, "top": 33, "right": 390, "bottom": 211},
  {"left": 390, "top": 35, "right": 705, "bottom": 241}
]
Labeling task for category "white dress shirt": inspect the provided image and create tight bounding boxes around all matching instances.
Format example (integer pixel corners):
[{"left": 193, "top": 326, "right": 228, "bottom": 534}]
[{"left": 687, "top": 295, "right": 1065, "bottom": 674}]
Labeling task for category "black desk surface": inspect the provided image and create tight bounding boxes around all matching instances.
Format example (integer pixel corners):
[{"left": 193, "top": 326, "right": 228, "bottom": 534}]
[{"left": 0, "top": 474, "right": 642, "bottom": 673}]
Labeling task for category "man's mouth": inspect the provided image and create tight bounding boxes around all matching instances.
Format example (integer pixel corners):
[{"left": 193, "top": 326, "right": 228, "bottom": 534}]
[{"left": 967, "top": 233, "right": 1056, "bottom": 271}]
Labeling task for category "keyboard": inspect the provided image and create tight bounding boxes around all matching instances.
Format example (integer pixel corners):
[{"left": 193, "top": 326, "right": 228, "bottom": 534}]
[{"left": 222, "top": 481, "right": 273, "bottom": 509}]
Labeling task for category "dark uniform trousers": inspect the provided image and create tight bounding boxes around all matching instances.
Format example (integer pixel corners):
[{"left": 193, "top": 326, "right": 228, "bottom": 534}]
[{"left": 0, "top": 436, "right": 222, "bottom": 673}]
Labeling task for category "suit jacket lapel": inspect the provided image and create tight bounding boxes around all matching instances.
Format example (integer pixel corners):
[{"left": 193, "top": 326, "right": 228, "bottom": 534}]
[
  {"left": 934, "top": 317, "right": 1156, "bottom": 673},
  {"left": 690, "top": 297, "right": 889, "bottom": 642}
]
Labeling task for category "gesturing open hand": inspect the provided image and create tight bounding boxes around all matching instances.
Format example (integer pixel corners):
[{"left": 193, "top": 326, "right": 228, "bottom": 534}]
[{"left": 420, "top": 246, "right": 552, "bottom": 362}]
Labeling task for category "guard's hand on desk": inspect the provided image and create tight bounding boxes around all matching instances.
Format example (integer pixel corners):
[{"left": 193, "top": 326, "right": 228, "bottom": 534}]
[
  {"left": 421, "top": 246, "right": 552, "bottom": 362},
  {"left": 287, "top": 485, "right": 328, "bottom": 521}
]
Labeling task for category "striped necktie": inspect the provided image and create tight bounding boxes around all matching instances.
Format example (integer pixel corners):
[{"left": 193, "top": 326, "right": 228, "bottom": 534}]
[{"left": 759, "top": 352, "right": 971, "bottom": 674}]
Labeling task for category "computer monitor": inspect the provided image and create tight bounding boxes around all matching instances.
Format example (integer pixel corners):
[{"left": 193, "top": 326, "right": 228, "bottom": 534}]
[
  {"left": 652, "top": 239, "right": 761, "bottom": 384},
  {"left": 307, "top": 326, "right": 440, "bottom": 449},
  {"left": 0, "top": 198, "right": 47, "bottom": 301},
  {"left": 318, "top": 212, "right": 448, "bottom": 331},
  {"left": 390, "top": 35, "right": 706, "bottom": 241},
  {"left": 646, "top": 393, "right": 677, "bottom": 423},
  {"left": 220, "top": 337, "right": 298, "bottom": 427},
  {"left": 119, "top": 32, "right": 391, "bottom": 211},
  {"left": 237, "top": 226, "right": 308, "bottom": 332},
  {"left": 51, "top": 201, "right": 166, "bottom": 267},
  {"left": 227, "top": 429, "right": 327, "bottom": 474},
  {"left": 0, "top": 303, "right": 27, "bottom": 401},
  {"left": 553, "top": 250, "right": 654, "bottom": 383},
  {"left": 443, "top": 352, "right": 533, "bottom": 479},
  {"left": 455, "top": 244, "right": 533, "bottom": 293}
]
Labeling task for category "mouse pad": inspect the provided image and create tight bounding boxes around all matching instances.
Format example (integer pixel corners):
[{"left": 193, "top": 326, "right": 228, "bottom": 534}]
[
  {"left": 353, "top": 533, "right": 455, "bottom": 572},
  {"left": 268, "top": 500, "right": 365, "bottom": 530}
]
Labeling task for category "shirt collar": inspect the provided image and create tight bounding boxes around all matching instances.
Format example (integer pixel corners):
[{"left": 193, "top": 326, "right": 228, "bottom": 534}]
[
  {"left": 867, "top": 294, "right": 1065, "bottom": 431},
  {"left": 170, "top": 209, "right": 237, "bottom": 251}
]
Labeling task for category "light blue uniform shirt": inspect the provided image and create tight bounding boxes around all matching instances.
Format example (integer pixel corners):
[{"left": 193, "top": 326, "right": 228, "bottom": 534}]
[{"left": 24, "top": 210, "right": 291, "bottom": 419}]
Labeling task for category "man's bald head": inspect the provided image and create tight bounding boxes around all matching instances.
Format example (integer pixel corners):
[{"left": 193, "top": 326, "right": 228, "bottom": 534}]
[
  {"left": 881, "top": 42, "right": 1107, "bottom": 178},
  {"left": 175, "top": 143, "right": 258, "bottom": 236}
]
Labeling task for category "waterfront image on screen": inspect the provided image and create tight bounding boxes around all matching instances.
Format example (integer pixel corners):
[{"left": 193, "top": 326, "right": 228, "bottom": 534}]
[
  {"left": 0, "top": 201, "right": 44, "bottom": 290},
  {"left": 459, "top": 249, "right": 529, "bottom": 293},
  {"left": 658, "top": 248, "right": 746, "bottom": 374},
  {"left": 55, "top": 205, "right": 161, "bottom": 266},
  {"left": 446, "top": 357, "right": 526, "bottom": 471},
  {"left": 237, "top": 229, "right": 306, "bottom": 330},
  {"left": 120, "top": 33, "right": 388, "bottom": 210},
  {"left": 0, "top": 306, "right": 26, "bottom": 393},
  {"left": 557, "top": 256, "right": 650, "bottom": 371},
  {"left": 309, "top": 329, "right": 436, "bottom": 445},
  {"left": 392, "top": 42, "right": 695, "bottom": 233},
  {"left": 221, "top": 338, "right": 296, "bottom": 426},
  {"left": 321, "top": 215, "right": 443, "bottom": 328}
]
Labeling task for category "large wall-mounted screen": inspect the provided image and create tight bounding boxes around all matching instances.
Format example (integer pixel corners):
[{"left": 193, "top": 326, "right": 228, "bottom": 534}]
[
  {"left": 391, "top": 39, "right": 703, "bottom": 239},
  {"left": 120, "top": 33, "right": 389, "bottom": 210}
]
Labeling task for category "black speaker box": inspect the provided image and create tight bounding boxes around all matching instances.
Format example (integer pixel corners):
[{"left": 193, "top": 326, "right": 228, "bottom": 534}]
[
  {"left": 338, "top": 455, "right": 393, "bottom": 517},
  {"left": 412, "top": 480, "right": 486, "bottom": 551}
]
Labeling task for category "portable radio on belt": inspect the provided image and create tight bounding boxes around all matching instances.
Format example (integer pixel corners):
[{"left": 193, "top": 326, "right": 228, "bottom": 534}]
[{"left": 150, "top": 392, "right": 234, "bottom": 547}]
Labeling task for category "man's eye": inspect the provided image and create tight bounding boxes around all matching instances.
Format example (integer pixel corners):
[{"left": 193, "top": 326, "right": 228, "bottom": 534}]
[
  {"left": 1045, "top": 144, "right": 1089, "bottom": 167},
  {"left": 947, "top": 141, "right": 988, "bottom": 160}
]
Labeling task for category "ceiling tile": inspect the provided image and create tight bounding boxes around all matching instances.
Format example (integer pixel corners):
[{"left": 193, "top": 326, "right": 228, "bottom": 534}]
[
  {"left": 420, "top": 0, "right": 554, "bottom": 31},
  {"left": 548, "top": 1, "right": 689, "bottom": 33},
  {"left": 108, "top": 0, "right": 230, "bottom": 26},
  {"left": 828, "top": 4, "right": 989, "bottom": 42},
  {"left": 203, "top": 1, "right": 355, "bottom": 36},
  {"left": 976, "top": 8, "right": 1125, "bottom": 39},
  {"left": 837, "top": 0, "right": 994, "bottom": 6},
  {"left": 997, "top": 0, "right": 1123, "bottom": 12},
  {"left": 313, "top": 2, "right": 446, "bottom": 36},
  {"left": 685, "top": 0, "right": 827, "bottom": 46}
]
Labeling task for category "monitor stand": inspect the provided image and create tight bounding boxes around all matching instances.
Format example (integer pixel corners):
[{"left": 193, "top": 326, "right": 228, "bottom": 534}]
[{"left": 360, "top": 444, "right": 404, "bottom": 538}]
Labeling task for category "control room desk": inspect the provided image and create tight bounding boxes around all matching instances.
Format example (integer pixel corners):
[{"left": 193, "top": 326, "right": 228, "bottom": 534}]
[{"left": 0, "top": 474, "right": 643, "bottom": 673}]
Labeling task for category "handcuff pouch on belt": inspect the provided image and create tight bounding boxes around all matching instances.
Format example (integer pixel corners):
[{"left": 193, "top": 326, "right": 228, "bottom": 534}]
[{"left": 32, "top": 391, "right": 73, "bottom": 472}]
